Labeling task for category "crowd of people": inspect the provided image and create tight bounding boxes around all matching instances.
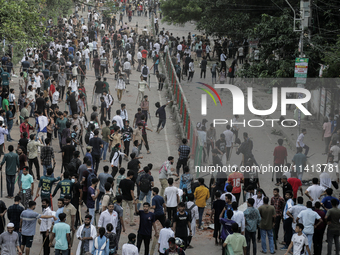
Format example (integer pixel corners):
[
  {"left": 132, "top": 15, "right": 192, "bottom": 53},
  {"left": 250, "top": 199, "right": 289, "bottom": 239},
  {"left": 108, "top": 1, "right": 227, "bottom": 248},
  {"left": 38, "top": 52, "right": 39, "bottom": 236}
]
[{"left": 0, "top": 1, "right": 339, "bottom": 255}]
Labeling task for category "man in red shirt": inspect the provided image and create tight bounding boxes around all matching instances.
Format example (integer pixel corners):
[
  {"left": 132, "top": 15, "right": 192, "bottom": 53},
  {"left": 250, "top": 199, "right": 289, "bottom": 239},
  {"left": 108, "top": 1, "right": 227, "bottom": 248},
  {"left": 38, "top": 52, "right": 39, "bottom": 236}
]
[
  {"left": 141, "top": 49, "right": 148, "bottom": 64},
  {"left": 227, "top": 166, "right": 244, "bottom": 205},
  {"left": 273, "top": 138, "right": 287, "bottom": 186},
  {"left": 20, "top": 117, "right": 33, "bottom": 138},
  {"left": 287, "top": 173, "right": 303, "bottom": 203}
]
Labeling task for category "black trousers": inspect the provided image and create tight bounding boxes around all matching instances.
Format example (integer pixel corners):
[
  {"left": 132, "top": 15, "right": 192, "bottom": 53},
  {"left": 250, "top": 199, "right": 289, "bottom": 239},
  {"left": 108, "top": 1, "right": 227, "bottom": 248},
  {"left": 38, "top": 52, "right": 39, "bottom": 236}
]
[
  {"left": 155, "top": 214, "right": 166, "bottom": 228},
  {"left": 41, "top": 232, "right": 50, "bottom": 255},
  {"left": 233, "top": 193, "right": 241, "bottom": 205},
  {"left": 167, "top": 207, "right": 177, "bottom": 223},
  {"left": 124, "top": 141, "right": 130, "bottom": 157},
  {"left": 92, "top": 154, "right": 100, "bottom": 173},
  {"left": 245, "top": 230, "right": 257, "bottom": 255},
  {"left": 176, "top": 158, "right": 188, "bottom": 175},
  {"left": 137, "top": 234, "right": 151, "bottom": 255},
  {"left": 283, "top": 218, "right": 293, "bottom": 246},
  {"left": 200, "top": 69, "right": 206, "bottom": 79},
  {"left": 226, "top": 147, "right": 231, "bottom": 161},
  {"left": 142, "top": 134, "right": 150, "bottom": 151},
  {"left": 274, "top": 215, "right": 281, "bottom": 240},
  {"left": 29, "top": 157, "right": 40, "bottom": 179},
  {"left": 313, "top": 227, "right": 325, "bottom": 255},
  {"left": 111, "top": 166, "right": 118, "bottom": 179}
]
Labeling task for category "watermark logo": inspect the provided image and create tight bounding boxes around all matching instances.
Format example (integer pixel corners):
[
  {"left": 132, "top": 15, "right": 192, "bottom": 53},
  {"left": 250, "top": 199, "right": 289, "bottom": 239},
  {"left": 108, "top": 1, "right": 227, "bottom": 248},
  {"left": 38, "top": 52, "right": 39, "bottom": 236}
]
[
  {"left": 196, "top": 82, "right": 222, "bottom": 115},
  {"left": 198, "top": 84, "right": 312, "bottom": 128}
]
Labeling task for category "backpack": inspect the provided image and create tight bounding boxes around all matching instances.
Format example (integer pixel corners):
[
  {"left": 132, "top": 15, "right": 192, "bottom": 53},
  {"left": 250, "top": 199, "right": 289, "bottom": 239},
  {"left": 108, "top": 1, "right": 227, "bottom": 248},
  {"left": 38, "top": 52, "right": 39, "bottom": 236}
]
[
  {"left": 125, "top": 43, "right": 131, "bottom": 51},
  {"left": 86, "top": 169, "right": 97, "bottom": 188},
  {"left": 85, "top": 130, "right": 91, "bottom": 144},
  {"left": 142, "top": 66, "right": 148, "bottom": 75},
  {"left": 109, "top": 147, "right": 120, "bottom": 163},
  {"left": 185, "top": 202, "right": 196, "bottom": 219},
  {"left": 67, "top": 159, "right": 78, "bottom": 175},
  {"left": 103, "top": 191, "right": 117, "bottom": 205},
  {"left": 140, "top": 174, "right": 151, "bottom": 193}
]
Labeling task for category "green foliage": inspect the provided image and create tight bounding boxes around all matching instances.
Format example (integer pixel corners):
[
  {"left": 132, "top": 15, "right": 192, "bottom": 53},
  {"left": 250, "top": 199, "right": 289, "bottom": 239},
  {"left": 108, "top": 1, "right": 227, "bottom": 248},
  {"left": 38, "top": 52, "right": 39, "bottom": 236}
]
[
  {"left": 322, "top": 36, "right": 340, "bottom": 78},
  {"left": 0, "top": 0, "right": 46, "bottom": 49}
]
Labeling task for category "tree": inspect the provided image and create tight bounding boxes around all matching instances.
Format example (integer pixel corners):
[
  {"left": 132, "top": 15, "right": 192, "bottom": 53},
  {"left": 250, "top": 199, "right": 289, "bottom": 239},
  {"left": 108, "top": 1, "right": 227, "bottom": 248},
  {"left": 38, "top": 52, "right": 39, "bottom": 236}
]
[{"left": 0, "top": 0, "right": 47, "bottom": 49}]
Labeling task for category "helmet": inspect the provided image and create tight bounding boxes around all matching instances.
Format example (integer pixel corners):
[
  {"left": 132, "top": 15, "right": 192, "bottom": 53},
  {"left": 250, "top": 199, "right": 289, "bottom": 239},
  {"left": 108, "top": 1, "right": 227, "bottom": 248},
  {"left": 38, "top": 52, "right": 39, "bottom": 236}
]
[{"left": 175, "top": 237, "right": 184, "bottom": 248}]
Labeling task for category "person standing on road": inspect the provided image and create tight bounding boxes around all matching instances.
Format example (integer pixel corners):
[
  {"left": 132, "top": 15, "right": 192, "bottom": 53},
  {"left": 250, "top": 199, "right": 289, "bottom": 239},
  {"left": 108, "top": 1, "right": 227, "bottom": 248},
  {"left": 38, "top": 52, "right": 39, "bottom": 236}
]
[
  {"left": 0, "top": 223, "right": 22, "bottom": 255},
  {"left": 323, "top": 116, "right": 332, "bottom": 155},
  {"left": 151, "top": 187, "right": 166, "bottom": 228},
  {"left": 88, "top": 130, "right": 103, "bottom": 173},
  {"left": 7, "top": 196, "right": 24, "bottom": 246},
  {"left": 93, "top": 77, "right": 104, "bottom": 107},
  {"left": 223, "top": 223, "right": 247, "bottom": 255},
  {"left": 258, "top": 196, "right": 275, "bottom": 254},
  {"left": 118, "top": 170, "right": 135, "bottom": 227},
  {"left": 20, "top": 201, "right": 56, "bottom": 255},
  {"left": 194, "top": 178, "right": 210, "bottom": 230},
  {"left": 134, "top": 202, "right": 158, "bottom": 255},
  {"left": 49, "top": 213, "right": 71, "bottom": 255},
  {"left": 137, "top": 166, "right": 154, "bottom": 210},
  {"left": 18, "top": 166, "right": 34, "bottom": 209},
  {"left": 159, "top": 157, "right": 178, "bottom": 197},
  {"left": 273, "top": 139, "right": 287, "bottom": 185},
  {"left": 173, "top": 202, "right": 192, "bottom": 250},
  {"left": 223, "top": 125, "right": 234, "bottom": 162},
  {"left": 296, "top": 201, "right": 323, "bottom": 254},
  {"left": 292, "top": 147, "right": 307, "bottom": 181},
  {"left": 296, "top": 128, "right": 309, "bottom": 156},
  {"left": 187, "top": 59, "right": 194, "bottom": 83},
  {"left": 122, "top": 233, "right": 138, "bottom": 255},
  {"left": 200, "top": 57, "right": 207, "bottom": 79},
  {"left": 158, "top": 219, "right": 174, "bottom": 255},
  {"left": 39, "top": 198, "right": 53, "bottom": 255},
  {"left": 325, "top": 198, "right": 340, "bottom": 255},
  {"left": 305, "top": 177, "right": 325, "bottom": 206},
  {"left": 76, "top": 215, "right": 97, "bottom": 255},
  {"left": 284, "top": 223, "right": 311, "bottom": 255},
  {"left": 115, "top": 73, "right": 126, "bottom": 103},
  {"left": 280, "top": 190, "right": 294, "bottom": 251},
  {"left": 243, "top": 198, "right": 261, "bottom": 255},
  {"left": 98, "top": 203, "right": 119, "bottom": 233},
  {"left": 313, "top": 202, "right": 326, "bottom": 255},
  {"left": 27, "top": 134, "right": 44, "bottom": 180},
  {"left": 270, "top": 188, "right": 285, "bottom": 242},
  {"left": 1, "top": 145, "right": 19, "bottom": 198}
]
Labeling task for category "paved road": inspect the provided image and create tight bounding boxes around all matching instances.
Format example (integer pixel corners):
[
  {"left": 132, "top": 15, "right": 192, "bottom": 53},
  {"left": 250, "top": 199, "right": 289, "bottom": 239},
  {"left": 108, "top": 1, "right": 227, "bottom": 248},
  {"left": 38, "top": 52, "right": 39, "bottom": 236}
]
[{"left": 0, "top": 4, "right": 335, "bottom": 255}]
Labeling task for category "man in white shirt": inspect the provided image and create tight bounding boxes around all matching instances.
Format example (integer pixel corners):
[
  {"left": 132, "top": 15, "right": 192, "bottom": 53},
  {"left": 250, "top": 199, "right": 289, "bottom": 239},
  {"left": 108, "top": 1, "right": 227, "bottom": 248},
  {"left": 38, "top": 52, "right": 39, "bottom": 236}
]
[
  {"left": 26, "top": 85, "right": 36, "bottom": 117},
  {"left": 177, "top": 43, "right": 182, "bottom": 52},
  {"left": 136, "top": 49, "right": 142, "bottom": 72},
  {"left": 305, "top": 178, "right": 326, "bottom": 206},
  {"left": 52, "top": 87, "right": 60, "bottom": 109},
  {"left": 83, "top": 47, "right": 90, "bottom": 70},
  {"left": 120, "top": 104, "right": 128, "bottom": 123},
  {"left": 69, "top": 76, "right": 78, "bottom": 95},
  {"left": 164, "top": 178, "right": 179, "bottom": 223},
  {"left": 115, "top": 73, "right": 126, "bottom": 103},
  {"left": 112, "top": 110, "right": 124, "bottom": 129},
  {"left": 40, "top": 198, "right": 54, "bottom": 255},
  {"left": 123, "top": 59, "right": 131, "bottom": 84},
  {"left": 296, "top": 129, "right": 309, "bottom": 156},
  {"left": 220, "top": 52, "right": 227, "bottom": 71},
  {"left": 231, "top": 202, "right": 245, "bottom": 235},
  {"left": 223, "top": 125, "right": 234, "bottom": 162},
  {"left": 158, "top": 219, "right": 174, "bottom": 254},
  {"left": 296, "top": 201, "right": 323, "bottom": 254},
  {"left": 154, "top": 42, "right": 160, "bottom": 53},
  {"left": 97, "top": 203, "right": 119, "bottom": 233},
  {"left": 122, "top": 233, "right": 138, "bottom": 255}
]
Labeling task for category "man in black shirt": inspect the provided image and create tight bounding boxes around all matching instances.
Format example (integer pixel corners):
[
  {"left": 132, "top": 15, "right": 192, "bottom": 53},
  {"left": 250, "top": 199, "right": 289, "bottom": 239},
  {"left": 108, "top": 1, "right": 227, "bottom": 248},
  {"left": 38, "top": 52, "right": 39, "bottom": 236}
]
[
  {"left": 281, "top": 175, "right": 293, "bottom": 198},
  {"left": 88, "top": 129, "right": 103, "bottom": 173},
  {"left": 118, "top": 170, "right": 135, "bottom": 226},
  {"left": 173, "top": 202, "right": 192, "bottom": 250},
  {"left": 100, "top": 96, "right": 107, "bottom": 125},
  {"left": 155, "top": 101, "right": 172, "bottom": 134},
  {"left": 93, "top": 76, "right": 103, "bottom": 107},
  {"left": 127, "top": 153, "right": 141, "bottom": 183},
  {"left": 62, "top": 137, "right": 75, "bottom": 173},
  {"left": 36, "top": 92, "right": 46, "bottom": 114},
  {"left": 134, "top": 202, "right": 158, "bottom": 255},
  {"left": 215, "top": 133, "right": 226, "bottom": 158}
]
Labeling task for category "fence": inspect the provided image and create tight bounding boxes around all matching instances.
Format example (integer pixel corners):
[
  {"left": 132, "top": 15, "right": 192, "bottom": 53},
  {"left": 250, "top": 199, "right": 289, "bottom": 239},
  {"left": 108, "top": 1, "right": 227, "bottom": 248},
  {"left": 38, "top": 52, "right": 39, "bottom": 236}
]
[{"left": 163, "top": 52, "right": 203, "bottom": 175}]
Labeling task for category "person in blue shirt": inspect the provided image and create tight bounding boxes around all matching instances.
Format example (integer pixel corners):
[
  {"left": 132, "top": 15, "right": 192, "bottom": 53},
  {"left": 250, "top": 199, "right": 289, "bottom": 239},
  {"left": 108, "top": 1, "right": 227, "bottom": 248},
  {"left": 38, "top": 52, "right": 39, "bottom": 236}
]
[
  {"left": 219, "top": 194, "right": 233, "bottom": 219},
  {"left": 151, "top": 187, "right": 166, "bottom": 227},
  {"left": 220, "top": 209, "right": 236, "bottom": 241},
  {"left": 92, "top": 227, "right": 110, "bottom": 255},
  {"left": 55, "top": 198, "right": 65, "bottom": 223},
  {"left": 321, "top": 188, "right": 339, "bottom": 212}
]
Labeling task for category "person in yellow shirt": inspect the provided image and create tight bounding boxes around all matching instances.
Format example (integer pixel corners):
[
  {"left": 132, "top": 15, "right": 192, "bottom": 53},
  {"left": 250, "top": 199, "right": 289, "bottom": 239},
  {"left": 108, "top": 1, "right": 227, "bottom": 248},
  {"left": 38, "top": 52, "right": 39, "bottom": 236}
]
[{"left": 194, "top": 178, "right": 210, "bottom": 230}]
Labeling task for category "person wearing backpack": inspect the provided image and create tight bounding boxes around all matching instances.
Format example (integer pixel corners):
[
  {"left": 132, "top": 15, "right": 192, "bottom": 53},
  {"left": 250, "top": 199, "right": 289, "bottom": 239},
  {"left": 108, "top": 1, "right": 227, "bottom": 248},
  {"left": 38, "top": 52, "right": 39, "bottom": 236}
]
[
  {"left": 141, "top": 62, "right": 149, "bottom": 81},
  {"left": 185, "top": 194, "right": 198, "bottom": 249},
  {"left": 137, "top": 166, "right": 154, "bottom": 210},
  {"left": 172, "top": 202, "right": 192, "bottom": 250}
]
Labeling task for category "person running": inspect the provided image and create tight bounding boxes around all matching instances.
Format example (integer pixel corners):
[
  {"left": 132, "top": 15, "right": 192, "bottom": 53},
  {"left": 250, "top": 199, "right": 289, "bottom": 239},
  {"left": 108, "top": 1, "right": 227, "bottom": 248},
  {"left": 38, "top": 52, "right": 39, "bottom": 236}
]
[{"left": 155, "top": 101, "right": 172, "bottom": 134}]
